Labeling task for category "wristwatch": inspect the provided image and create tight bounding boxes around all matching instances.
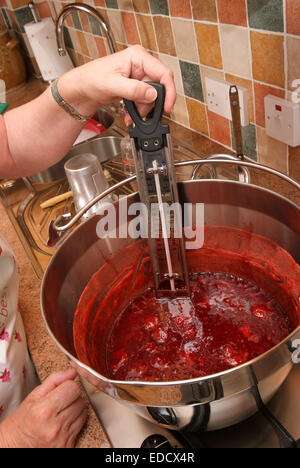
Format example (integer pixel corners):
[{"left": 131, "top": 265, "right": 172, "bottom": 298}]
[{"left": 51, "top": 79, "right": 93, "bottom": 123}]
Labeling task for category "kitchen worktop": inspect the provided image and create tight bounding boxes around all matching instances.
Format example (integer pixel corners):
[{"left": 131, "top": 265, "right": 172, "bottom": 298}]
[{"left": 2, "top": 77, "right": 299, "bottom": 448}]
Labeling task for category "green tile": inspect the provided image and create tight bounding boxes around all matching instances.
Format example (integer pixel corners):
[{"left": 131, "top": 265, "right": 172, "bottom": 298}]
[
  {"left": 230, "top": 122, "right": 257, "bottom": 161},
  {"left": 71, "top": 11, "right": 82, "bottom": 30},
  {"left": 89, "top": 16, "right": 102, "bottom": 36},
  {"left": 14, "top": 7, "right": 34, "bottom": 33},
  {"left": 149, "top": 0, "right": 169, "bottom": 16},
  {"left": 63, "top": 26, "right": 74, "bottom": 50},
  {"left": 105, "top": 0, "right": 119, "bottom": 8},
  {"left": 179, "top": 60, "right": 204, "bottom": 102},
  {"left": 1, "top": 8, "right": 11, "bottom": 30},
  {"left": 247, "top": 0, "right": 284, "bottom": 32}
]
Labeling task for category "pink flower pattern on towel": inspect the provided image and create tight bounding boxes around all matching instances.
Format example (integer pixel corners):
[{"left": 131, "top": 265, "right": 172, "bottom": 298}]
[
  {"left": 0, "top": 329, "right": 9, "bottom": 341},
  {"left": 0, "top": 369, "right": 11, "bottom": 383}
]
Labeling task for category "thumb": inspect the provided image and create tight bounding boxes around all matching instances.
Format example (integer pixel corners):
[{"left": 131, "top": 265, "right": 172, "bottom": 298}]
[{"left": 112, "top": 75, "right": 158, "bottom": 104}]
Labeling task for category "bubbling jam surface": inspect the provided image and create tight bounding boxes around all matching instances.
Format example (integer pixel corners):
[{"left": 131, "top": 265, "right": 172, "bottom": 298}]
[{"left": 106, "top": 273, "right": 291, "bottom": 382}]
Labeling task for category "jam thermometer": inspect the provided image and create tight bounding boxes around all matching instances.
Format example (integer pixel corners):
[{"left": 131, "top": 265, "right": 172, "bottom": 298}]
[{"left": 124, "top": 82, "right": 191, "bottom": 298}]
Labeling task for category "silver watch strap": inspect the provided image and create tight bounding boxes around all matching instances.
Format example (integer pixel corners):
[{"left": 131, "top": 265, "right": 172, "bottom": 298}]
[{"left": 51, "top": 79, "right": 93, "bottom": 123}]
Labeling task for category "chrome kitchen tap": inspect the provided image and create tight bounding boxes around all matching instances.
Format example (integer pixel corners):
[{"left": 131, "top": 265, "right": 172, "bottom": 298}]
[{"left": 56, "top": 2, "right": 117, "bottom": 57}]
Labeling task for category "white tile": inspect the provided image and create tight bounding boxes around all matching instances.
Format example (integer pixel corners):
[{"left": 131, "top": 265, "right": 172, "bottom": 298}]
[
  {"left": 158, "top": 53, "right": 184, "bottom": 95},
  {"left": 219, "top": 24, "right": 251, "bottom": 79},
  {"left": 171, "top": 18, "right": 198, "bottom": 63}
]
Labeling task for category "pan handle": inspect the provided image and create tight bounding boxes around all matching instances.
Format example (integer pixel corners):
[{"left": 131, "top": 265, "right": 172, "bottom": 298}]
[
  {"left": 123, "top": 82, "right": 169, "bottom": 152},
  {"left": 53, "top": 159, "right": 300, "bottom": 233},
  {"left": 191, "top": 154, "right": 250, "bottom": 183}
]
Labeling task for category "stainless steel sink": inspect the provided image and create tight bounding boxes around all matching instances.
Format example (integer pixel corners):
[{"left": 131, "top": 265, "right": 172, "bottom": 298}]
[{"left": 28, "top": 107, "right": 120, "bottom": 184}]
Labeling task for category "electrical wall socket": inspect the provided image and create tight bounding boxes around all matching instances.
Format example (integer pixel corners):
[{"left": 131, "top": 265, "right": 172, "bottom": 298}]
[
  {"left": 205, "top": 77, "right": 249, "bottom": 127},
  {"left": 265, "top": 95, "right": 300, "bottom": 147}
]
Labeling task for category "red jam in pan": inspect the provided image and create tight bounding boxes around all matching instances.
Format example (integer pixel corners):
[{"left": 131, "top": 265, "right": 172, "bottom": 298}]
[
  {"left": 105, "top": 273, "right": 291, "bottom": 381},
  {"left": 73, "top": 227, "right": 300, "bottom": 382}
]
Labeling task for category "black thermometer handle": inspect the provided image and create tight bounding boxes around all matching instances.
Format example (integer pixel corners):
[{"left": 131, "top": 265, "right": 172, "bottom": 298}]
[{"left": 123, "top": 82, "right": 170, "bottom": 152}]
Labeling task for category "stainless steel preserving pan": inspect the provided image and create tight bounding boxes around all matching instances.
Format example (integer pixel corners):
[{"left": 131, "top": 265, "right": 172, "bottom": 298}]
[{"left": 41, "top": 158, "right": 300, "bottom": 432}]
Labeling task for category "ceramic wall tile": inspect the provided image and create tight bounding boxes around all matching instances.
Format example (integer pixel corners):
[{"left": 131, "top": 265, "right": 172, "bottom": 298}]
[
  {"left": 132, "top": 0, "right": 150, "bottom": 14},
  {"left": 195, "top": 22, "right": 223, "bottom": 69},
  {"left": 247, "top": 0, "right": 284, "bottom": 33},
  {"left": 149, "top": 0, "right": 169, "bottom": 16},
  {"left": 220, "top": 24, "right": 252, "bottom": 78},
  {"left": 289, "top": 146, "right": 300, "bottom": 181},
  {"left": 191, "top": 0, "right": 217, "bottom": 22},
  {"left": 180, "top": 60, "right": 204, "bottom": 102},
  {"left": 257, "top": 126, "right": 288, "bottom": 172},
  {"left": 121, "top": 11, "right": 140, "bottom": 44},
  {"left": 254, "top": 82, "right": 285, "bottom": 127},
  {"left": 231, "top": 122, "right": 257, "bottom": 160},
  {"left": 153, "top": 16, "right": 176, "bottom": 56},
  {"left": 286, "top": 0, "right": 300, "bottom": 36},
  {"left": 171, "top": 18, "right": 198, "bottom": 63},
  {"left": 287, "top": 35, "right": 300, "bottom": 90},
  {"left": 186, "top": 98, "right": 209, "bottom": 135},
  {"left": 136, "top": 14, "right": 157, "bottom": 51},
  {"left": 6, "top": 0, "right": 300, "bottom": 176},
  {"left": 169, "top": 0, "right": 191, "bottom": 19},
  {"left": 207, "top": 109, "right": 232, "bottom": 147},
  {"left": 251, "top": 30, "right": 285, "bottom": 88},
  {"left": 217, "top": 0, "right": 247, "bottom": 27}
]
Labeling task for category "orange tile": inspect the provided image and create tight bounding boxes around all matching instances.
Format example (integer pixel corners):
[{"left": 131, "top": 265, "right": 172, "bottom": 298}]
[
  {"left": 95, "top": 36, "right": 107, "bottom": 57},
  {"left": 118, "top": 0, "right": 134, "bottom": 10},
  {"left": 289, "top": 145, "right": 300, "bottom": 182},
  {"left": 94, "top": 0, "right": 106, "bottom": 5},
  {"left": 121, "top": 12, "right": 140, "bottom": 45},
  {"left": 153, "top": 16, "right": 176, "bottom": 56},
  {"left": 10, "top": 0, "right": 29, "bottom": 8},
  {"left": 225, "top": 74, "right": 254, "bottom": 123},
  {"left": 186, "top": 98, "right": 209, "bottom": 135},
  {"left": 250, "top": 31, "right": 285, "bottom": 88},
  {"left": 191, "top": 0, "right": 217, "bottom": 22},
  {"left": 286, "top": 0, "right": 300, "bottom": 35},
  {"left": 77, "top": 30, "right": 89, "bottom": 56},
  {"left": 195, "top": 23, "right": 223, "bottom": 69},
  {"left": 217, "top": 0, "right": 247, "bottom": 26},
  {"left": 287, "top": 36, "right": 300, "bottom": 90},
  {"left": 254, "top": 82, "right": 285, "bottom": 127},
  {"left": 36, "top": 1, "right": 52, "bottom": 18},
  {"left": 207, "top": 109, "right": 231, "bottom": 147},
  {"left": 6, "top": 10, "right": 18, "bottom": 30},
  {"left": 257, "top": 127, "right": 288, "bottom": 174},
  {"left": 169, "top": 0, "right": 192, "bottom": 18},
  {"left": 132, "top": 0, "right": 150, "bottom": 13},
  {"left": 79, "top": 11, "right": 91, "bottom": 33},
  {"left": 136, "top": 14, "right": 157, "bottom": 51}
]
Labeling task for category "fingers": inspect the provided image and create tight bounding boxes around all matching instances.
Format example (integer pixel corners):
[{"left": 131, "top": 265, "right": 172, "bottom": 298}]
[
  {"left": 33, "top": 369, "right": 77, "bottom": 399},
  {"left": 127, "top": 46, "right": 177, "bottom": 114},
  {"left": 107, "top": 74, "right": 158, "bottom": 105},
  {"left": 44, "top": 379, "right": 82, "bottom": 415},
  {"left": 65, "top": 405, "right": 88, "bottom": 448}
]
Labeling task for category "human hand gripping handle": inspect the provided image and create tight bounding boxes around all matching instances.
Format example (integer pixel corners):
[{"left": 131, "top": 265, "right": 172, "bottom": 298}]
[{"left": 58, "top": 45, "right": 177, "bottom": 125}]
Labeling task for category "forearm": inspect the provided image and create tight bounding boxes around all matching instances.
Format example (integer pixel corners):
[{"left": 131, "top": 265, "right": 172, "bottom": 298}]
[
  {"left": 3, "top": 69, "right": 99, "bottom": 179},
  {"left": 0, "top": 46, "right": 176, "bottom": 180}
]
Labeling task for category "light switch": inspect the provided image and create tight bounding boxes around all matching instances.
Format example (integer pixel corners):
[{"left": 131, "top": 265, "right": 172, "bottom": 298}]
[{"left": 265, "top": 95, "right": 300, "bottom": 147}]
